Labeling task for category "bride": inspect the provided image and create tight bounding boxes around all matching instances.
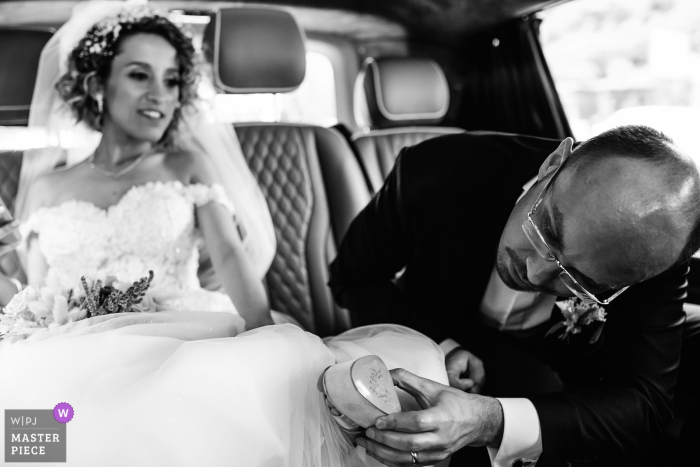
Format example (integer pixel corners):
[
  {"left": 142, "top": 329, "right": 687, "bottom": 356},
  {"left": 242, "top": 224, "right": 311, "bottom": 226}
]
[{"left": 0, "top": 3, "right": 448, "bottom": 466}]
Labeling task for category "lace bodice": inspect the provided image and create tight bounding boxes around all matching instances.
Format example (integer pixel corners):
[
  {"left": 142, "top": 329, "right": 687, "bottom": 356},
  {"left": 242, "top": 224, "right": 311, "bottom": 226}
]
[{"left": 22, "top": 181, "right": 236, "bottom": 312}]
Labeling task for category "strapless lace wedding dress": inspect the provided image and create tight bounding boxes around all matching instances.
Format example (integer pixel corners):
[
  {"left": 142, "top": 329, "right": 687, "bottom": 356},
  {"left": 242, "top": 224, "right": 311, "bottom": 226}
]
[
  {"left": 24, "top": 180, "right": 246, "bottom": 316},
  {"left": 0, "top": 181, "right": 448, "bottom": 467}
]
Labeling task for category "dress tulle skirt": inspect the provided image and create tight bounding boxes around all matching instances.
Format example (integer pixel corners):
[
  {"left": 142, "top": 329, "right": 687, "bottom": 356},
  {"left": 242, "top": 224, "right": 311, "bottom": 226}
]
[{"left": 0, "top": 312, "right": 447, "bottom": 466}]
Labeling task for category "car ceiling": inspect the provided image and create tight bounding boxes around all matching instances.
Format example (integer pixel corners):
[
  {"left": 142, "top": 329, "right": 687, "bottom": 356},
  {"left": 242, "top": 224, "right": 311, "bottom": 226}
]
[
  {"left": 2, "top": 0, "right": 573, "bottom": 44},
  {"left": 235, "top": 0, "right": 573, "bottom": 42}
]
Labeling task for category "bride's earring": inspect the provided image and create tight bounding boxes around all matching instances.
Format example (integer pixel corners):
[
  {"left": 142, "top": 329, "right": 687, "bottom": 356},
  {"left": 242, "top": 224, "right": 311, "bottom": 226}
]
[{"left": 95, "top": 92, "right": 104, "bottom": 114}]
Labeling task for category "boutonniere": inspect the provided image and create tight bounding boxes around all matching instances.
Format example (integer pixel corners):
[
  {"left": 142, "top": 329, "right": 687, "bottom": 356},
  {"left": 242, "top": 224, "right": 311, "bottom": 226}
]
[{"left": 546, "top": 298, "right": 607, "bottom": 344}]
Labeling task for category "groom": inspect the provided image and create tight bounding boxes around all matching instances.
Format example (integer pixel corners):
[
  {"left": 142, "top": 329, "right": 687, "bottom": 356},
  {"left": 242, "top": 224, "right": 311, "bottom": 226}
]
[{"left": 329, "top": 126, "right": 700, "bottom": 466}]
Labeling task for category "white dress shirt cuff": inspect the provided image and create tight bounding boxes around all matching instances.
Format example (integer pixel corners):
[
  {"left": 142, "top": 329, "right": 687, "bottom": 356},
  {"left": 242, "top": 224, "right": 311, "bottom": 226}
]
[
  {"left": 487, "top": 398, "right": 542, "bottom": 467},
  {"left": 438, "top": 338, "right": 461, "bottom": 357}
]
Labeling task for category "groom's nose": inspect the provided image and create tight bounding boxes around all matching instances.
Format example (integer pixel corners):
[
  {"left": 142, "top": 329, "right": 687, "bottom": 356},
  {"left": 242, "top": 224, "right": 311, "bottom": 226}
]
[{"left": 526, "top": 255, "right": 560, "bottom": 287}]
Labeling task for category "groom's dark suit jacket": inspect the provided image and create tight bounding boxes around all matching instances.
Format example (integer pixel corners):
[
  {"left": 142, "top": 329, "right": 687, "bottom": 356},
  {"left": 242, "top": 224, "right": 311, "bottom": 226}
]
[{"left": 329, "top": 132, "right": 688, "bottom": 464}]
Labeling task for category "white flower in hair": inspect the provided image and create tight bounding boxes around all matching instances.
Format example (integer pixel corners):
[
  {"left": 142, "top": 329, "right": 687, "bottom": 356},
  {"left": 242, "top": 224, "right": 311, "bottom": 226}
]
[{"left": 77, "top": 5, "right": 169, "bottom": 59}]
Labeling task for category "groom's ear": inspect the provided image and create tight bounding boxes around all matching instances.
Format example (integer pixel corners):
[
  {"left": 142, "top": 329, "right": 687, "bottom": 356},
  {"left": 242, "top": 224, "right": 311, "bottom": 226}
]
[{"left": 537, "top": 137, "right": 574, "bottom": 182}]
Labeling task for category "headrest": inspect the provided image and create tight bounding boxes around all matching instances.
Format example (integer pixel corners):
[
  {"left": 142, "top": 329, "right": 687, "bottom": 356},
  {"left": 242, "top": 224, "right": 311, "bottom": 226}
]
[
  {"left": 0, "top": 28, "right": 53, "bottom": 125},
  {"left": 355, "top": 57, "right": 450, "bottom": 128},
  {"left": 204, "top": 7, "right": 306, "bottom": 94}
]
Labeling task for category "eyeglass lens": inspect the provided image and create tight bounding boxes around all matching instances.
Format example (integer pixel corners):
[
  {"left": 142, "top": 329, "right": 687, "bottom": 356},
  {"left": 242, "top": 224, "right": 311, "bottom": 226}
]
[
  {"left": 522, "top": 170, "right": 628, "bottom": 306},
  {"left": 523, "top": 219, "right": 595, "bottom": 301},
  {"left": 558, "top": 271, "right": 597, "bottom": 303},
  {"left": 522, "top": 221, "right": 553, "bottom": 260}
]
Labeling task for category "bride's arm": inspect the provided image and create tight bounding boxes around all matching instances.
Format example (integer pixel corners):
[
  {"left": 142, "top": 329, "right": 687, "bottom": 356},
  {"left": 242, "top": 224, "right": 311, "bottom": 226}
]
[
  {"left": 0, "top": 274, "right": 21, "bottom": 306},
  {"left": 184, "top": 154, "right": 272, "bottom": 330},
  {"left": 25, "top": 234, "right": 49, "bottom": 286},
  {"left": 0, "top": 223, "right": 49, "bottom": 306},
  {"left": 197, "top": 202, "right": 272, "bottom": 329},
  {"left": 21, "top": 173, "right": 51, "bottom": 287}
]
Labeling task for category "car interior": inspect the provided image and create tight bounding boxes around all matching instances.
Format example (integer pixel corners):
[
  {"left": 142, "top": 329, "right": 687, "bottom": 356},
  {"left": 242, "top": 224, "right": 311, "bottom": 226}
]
[
  {"left": 0, "top": 1, "right": 698, "bottom": 461},
  {"left": 0, "top": 0, "right": 700, "bottom": 318},
  {"left": 0, "top": 0, "right": 586, "bottom": 335}
]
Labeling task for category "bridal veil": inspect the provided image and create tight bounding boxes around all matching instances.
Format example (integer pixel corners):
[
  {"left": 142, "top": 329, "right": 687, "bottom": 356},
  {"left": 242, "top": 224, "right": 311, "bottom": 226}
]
[{"left": 14, "top": 0, "right": 276, "bottom": 278}]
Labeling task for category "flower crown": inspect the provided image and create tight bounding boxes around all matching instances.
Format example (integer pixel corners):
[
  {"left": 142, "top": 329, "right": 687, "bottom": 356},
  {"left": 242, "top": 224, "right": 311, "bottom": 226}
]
[{"left": 77, "top": 5, "right": 176, "bottom": 60}]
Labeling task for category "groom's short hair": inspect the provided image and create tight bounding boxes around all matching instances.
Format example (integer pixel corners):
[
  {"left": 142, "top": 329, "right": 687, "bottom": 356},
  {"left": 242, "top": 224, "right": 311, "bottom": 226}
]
[
  {"left": 564, "top": 125, "right": 700, "bottom": 265},
  {"left": 567, "top": 125, "right": 678, "bottom": 171}
]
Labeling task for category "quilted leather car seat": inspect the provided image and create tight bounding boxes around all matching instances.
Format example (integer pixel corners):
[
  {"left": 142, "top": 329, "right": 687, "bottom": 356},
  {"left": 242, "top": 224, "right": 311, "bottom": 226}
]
[
  {"left": 0, "top": 149, "right": 24, "bottom": 282},
  {"left": 205, "top": 7, "right": 370, "bottom": 336},
  {"left": 352, "top": 57, "right": 464, "bottom": 193},
  {"left": 0, "top": 27, "right": 52, "bottom": 282}
]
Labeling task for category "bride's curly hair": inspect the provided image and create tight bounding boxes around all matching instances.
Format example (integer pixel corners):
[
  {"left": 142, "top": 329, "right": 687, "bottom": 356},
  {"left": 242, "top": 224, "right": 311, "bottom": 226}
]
[{"left": 55, "top": 8, "right": 198, "bottom": 146}]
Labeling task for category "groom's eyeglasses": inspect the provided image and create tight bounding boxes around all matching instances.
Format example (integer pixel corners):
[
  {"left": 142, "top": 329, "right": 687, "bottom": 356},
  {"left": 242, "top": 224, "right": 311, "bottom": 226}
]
[{"left": 521, "top": 165, "right": 629, "bottom": 306}]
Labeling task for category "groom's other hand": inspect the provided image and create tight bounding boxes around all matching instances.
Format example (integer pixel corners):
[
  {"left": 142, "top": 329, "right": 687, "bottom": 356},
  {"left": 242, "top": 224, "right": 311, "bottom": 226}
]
[
  {"left": 445, "top": 348, "right": 485, "bottom": 394},
  {"left": 356, "top": 368, "right": 503, "bottom": 466}
]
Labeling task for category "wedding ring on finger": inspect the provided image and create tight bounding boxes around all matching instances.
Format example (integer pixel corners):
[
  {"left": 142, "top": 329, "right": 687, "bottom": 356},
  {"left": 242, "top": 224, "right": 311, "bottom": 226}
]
[{"left": 411, "top": 451, "right": 418, "bottom": 465}]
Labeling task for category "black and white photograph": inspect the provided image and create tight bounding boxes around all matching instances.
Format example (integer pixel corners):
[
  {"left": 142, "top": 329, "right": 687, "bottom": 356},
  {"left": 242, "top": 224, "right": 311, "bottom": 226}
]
[{"left": 0, "top": 1, "right": 699, "bottom": 466}]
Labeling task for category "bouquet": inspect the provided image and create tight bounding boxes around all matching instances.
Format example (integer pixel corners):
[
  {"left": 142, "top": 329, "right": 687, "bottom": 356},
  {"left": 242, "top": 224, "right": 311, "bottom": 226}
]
[{"left": 0, "top": 272, "right": 155, "bottom": 344}]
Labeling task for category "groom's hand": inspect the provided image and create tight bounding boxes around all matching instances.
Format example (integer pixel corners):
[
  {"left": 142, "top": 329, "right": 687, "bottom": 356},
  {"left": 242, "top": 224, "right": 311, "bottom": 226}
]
[
  {"left": 445, "top": 348, "right": 485, "bottom": 394},
  {"left": 356, "top": 368, "right": 503, "bottom": 466}
]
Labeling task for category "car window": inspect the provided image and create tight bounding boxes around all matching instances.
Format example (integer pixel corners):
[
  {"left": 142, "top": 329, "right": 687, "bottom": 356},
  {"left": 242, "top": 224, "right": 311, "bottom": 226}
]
[
  {"left": 211, "top": 50, "right": 338, "bottom": 126},
  {"left": 540, "top": 0, "right": 700, "bottom": 164},
  {"left": 0, "top": 49, "right": 338, "bottom": 151}
]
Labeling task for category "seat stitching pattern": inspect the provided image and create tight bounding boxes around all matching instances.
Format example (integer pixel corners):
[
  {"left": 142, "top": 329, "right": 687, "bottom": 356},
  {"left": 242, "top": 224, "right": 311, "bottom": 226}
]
[
  {"left": 236, "top": 125, "right": 315, "bottom": 330},
  {"left": 375, "top": 131, "right": 453, "bottom": 178},
  {"left": 0, "top": 151, "right": 24, "bottom": 280},
  {"left": 0, "top": 151, "right": 22, "bottom": 214}
]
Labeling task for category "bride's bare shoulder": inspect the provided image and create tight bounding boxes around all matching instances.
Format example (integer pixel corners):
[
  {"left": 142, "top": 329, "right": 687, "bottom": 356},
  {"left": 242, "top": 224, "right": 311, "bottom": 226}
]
[
  {"left": 163, "top": 149, "right": 218, "bottom": 186},
  {"left": 26, "top": 163, "right": 88, "bottom": 210}
]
